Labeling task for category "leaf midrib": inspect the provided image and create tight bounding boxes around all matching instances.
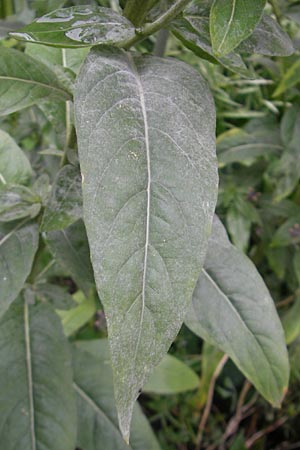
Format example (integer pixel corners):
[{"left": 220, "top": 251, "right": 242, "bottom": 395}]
[
  {"left": 126, "top": 54, "right": 151, "bottom": 364},
  {"left": 216, "top": 0, "right": 237, "bottom": 53},
  {"left": 24, "top": 303, "right": 36, "bottom": 450}
]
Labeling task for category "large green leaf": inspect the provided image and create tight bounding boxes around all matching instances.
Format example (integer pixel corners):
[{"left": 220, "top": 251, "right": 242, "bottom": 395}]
[
  {"left": 74, "top": 46, "right": 218, "bottom": 439},
  {"left": 11, "top": 6, "right": 135, "bottom": 48},
  {"left": 41, "top": 165, "right": 82, "bottom": 232},
  {"left": 171, "top": 16, "right": 253, "bottom": 78},
  {"left": 237, "top": 14, "right": 294, "bottom": 56},
  {"left": 210, "top": 0, "right": 266, "bottom": 56},
  {"left": 73, "top": 343, "right": 161, "bottom": 450},
  {"left": 45, "top": 219, "right": 94, "bottom": 296},
  {"left": 0, "top": 297, "right": 77, "bottom": 449},
  {"left": 185, "top": 216, "right": 289, "bottom": 407},
  {"left": 0, "top": 130, "right": 33, "bottom": 185},
  {"left": 0, "top": 221, "right": 39, "bottom": 318},
  {"left": 0, "top": 47, "right": 71, "bottom": 116}
]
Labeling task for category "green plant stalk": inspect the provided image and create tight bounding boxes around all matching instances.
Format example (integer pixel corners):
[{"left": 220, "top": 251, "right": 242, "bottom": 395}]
[
  {"left": 123, "top": 0, "right": 158, "bottom": 26},
  {"left": 0, "top": 0, "right": 14, "bottom": 18},
  {"left": 122, "top": 0, "right": 190, "bottom": 49}
]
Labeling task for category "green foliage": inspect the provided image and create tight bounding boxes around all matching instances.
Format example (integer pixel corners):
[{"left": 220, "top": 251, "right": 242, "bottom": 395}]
[{"left": 0, "top": 0, "right": 299, "bottom": 449}]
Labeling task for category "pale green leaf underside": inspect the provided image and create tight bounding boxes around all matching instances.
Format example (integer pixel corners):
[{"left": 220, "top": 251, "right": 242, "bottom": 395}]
[
  {"left": 75, "top": 47, "right": 218, "bottom": 439},
  {"left": 0, "top": 221, "right": 38, "bottom": 319},
  {"left": 0, "top": 130, "right": 33, "bottom": 185},
  {"left": 0, "top": 47, "right": 71, "bottom": 116},
  {"left": 210, "top": 0, "right": 266, "bottom": 56},
  {"left": 0, "top": 298, "right": 76, "bottom": 450},
  {"left": 185, "top": 216, "right": 289, "bottom": 407}
]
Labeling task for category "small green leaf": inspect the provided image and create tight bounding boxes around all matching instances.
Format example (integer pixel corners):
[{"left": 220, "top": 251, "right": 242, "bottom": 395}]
[
  {"left": 72, "top": 343, "right": 161, "bottom": 450},
  {"left": 0, "top": 221, "right": 39, "bottom": 318},
  {"left": 10, "top": 6, "right": 135, "bottom": 48},
  {"left": 171, "top": 16, "right": 253, "bottom": 78},
  {"left": 0, "top": 47, "right": 71, "bottom": 116},
  {"left": 0, "top": 185, "right": 41, "bottom": 222},
  {"left": 45, "top": 219, "right": 94, "bottom": 296},
  {"left": 0, "top": 297, "right": 77, "bottom": 449},
  {"left": 282, "top": 293, "right": 300, "bottom": 345},
  {"left": 210, "top": 0, "right": 266, "bottom": 56},
  {"left": 41, "top": 165, "right": 82, "bottom": 232},
  {"left": 273, "top": 58, "right": 300, "bottom": 97},
  {"left": 217, "top": 127, "right": 282, "bottom": 167},
  {"left": 57, "top": 291, "right": 97, "bottom": 337},
  {"left": 185, "top": 216, "right": 289, "bottom": 407},
  {"left": 237, "top": 14, "right": 294, "bottom": 56},
  {"left": 0, "top": 130, "right": 33, "bottom": 185},
  {"left": 75, "top": 46, "right": 218, "bottom": 439},
  {"left": 143, "top": 354, "right": 199, "bottom": 394}
]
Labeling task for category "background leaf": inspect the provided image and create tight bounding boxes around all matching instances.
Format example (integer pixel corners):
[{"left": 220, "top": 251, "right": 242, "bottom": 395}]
[
  {"left": 0, "top": 47, "right": 71, "bottom": 116},
  {"left": 41, "top": 164, "right": 82, "bottom": 232},
  {"left": 73, "top": 342, "right": 161, "bottom": 450},
  {"left": 75, "top": 46, "right": 218, "bottom": 439},
  {"left": 0, "top": 297, "right": 77, "bottom": 449},
  {"left": 0, "top": 130, "right": 33, "bottom": 185},
  {"left": 0, "top": 221, "right": 39, "bottom": 318},
  {"left": 185, "top": 216, "right": 289, "bottom": 407},
  {"left": 45, "top": 219, "right": 95, "bottom": 296}
]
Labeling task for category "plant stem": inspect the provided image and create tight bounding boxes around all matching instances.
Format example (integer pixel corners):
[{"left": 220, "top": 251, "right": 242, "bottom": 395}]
[
  {"left": 154, "top": 29, "right": 169, "bottom": 56},
  {"left": 269, "top": 0, "right": 282, "bottom": 25},
  {"left": 195, "top": 354, "right": 229, "bottom": 450},
  {"left": 124, "top": 0, "right": 156, "bottom": 27},
  {"left": 60, "top": 49, "right": 72, "bottom": 168},
  {"left": 122, "top": 0, "right": 190, "bottom": 49}
]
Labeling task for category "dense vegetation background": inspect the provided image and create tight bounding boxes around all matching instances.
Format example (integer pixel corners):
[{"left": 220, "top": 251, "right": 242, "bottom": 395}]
[{"left": 1, "top": 1, "right": 300, "bottom": 449}]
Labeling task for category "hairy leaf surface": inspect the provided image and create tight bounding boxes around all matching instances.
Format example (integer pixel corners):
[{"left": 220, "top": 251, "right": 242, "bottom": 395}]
[
  {"left": 0, "top": 298, "right": 77, "bottom": 449},
  {"left": 185, "top": 216, "right": 289, "bottom": 407},
  {"left": 210, "top": 0, "right": 266, "bottom": 56},
  {"left": 75, "top": 46, "right": 218, "bottom": 439},
  {"left": 0, "top": 221, "right": 38, "bottom": 318},
  {"left": 0, "top": 47, "right": 71, "bottom": 115}
]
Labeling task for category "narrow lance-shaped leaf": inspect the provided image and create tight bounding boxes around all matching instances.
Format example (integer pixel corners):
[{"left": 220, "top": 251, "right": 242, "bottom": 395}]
[
  {"left": 10, "top": 6, "right": 135, "bottom": 48},
  {"left": 210, "top": 0, "right": 266, "bottom": 56},
  {"left": 0, "top": 47, "right": 71, "bottom": 116},
  {"left": 0, "top": 297, "right": 77, "bottom": 449},
  {"left": 0, "top": 221, "right": 39, "bottom": 319},
  {"left": 75, "top": 47, "right": 218, "bottom": 439},
  {"left": 185, "top": 216, "right": 289, "bottom": 407}
]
